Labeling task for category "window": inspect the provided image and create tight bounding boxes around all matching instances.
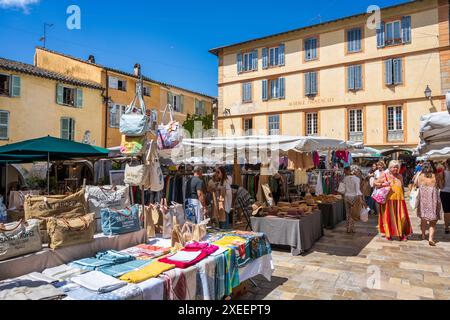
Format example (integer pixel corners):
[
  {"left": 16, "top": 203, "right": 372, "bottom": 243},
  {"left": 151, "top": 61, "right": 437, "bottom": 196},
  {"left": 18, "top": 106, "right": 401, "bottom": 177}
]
[
  {"left": 377, "top": 16, "right": 411, "bottom": 48},
  {"left": 262, "top": 44, "right": 285, "bottom": 69},
  {"left": 387, "top": 106, "right": 404, "bottom": 142},
  {"left": 349, "top": 109, "right": 363, "bottom": 142},
  {"left": 348, "top": 65, "right": 363, "bottom": 91},
  {"left": 304, "top": 37, "right": 318, "bottom": 61},
  {"left": 242, "top": 83, "right": 252, "bottom": 103},
  {"left": 268, "top": 115, "right": 280, "bottom": 135},
  {"left": 195, "top": 99, "right": 206, "bottom": 115},
  {"left": 0, "top": 74, "right": 20, "bottom": 97},
  {"left": 347, "top": 28, "right": 362, "bottom": 53},
  {"left": 56, "top": 84, "right": 83, "bottom": 108},
  {"left": 109, "top": 76, "right": 127, "bottom": 91},
  {"left": 237, "top": 50, "right": 258, "bottom": 73},
  {"left": 61, "top": 118, "right": 75, "bottom": 141},
  {"left": 306, "top": 112, "right": 318, "bottom": 136},
  {"left": 262, "top": 78, "right": 285, "bottom": 101},
  {"left": 243, "top": 118, "right": 253, "bottom": 136},
  {"left": 305, "top": 72, "right": 318, "bottom": 96},
  {"left": 150, "top": 109, "right": 158, "bottom": 130},
  {"left": 168, "top": 92, "right": 184, "bottom": 113},
  {"left": 0, "top": 111, "right": 9, "bottom": 140},
  {"left": 385, "top": 58, "right": 403, "bottom": 86},
  {"left": 109, "top": 104, "right": 126, "bottom": 128},
  {"left": 143, "top": 85, "right": 151, "bottom": 97}
]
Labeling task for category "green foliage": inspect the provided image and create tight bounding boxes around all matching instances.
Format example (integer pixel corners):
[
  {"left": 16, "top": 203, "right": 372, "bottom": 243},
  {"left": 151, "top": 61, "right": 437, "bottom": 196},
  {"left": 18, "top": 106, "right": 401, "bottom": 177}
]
[
  {"left": 26, "top": 176, "right": 47, "bottom": 189},
  {"left": 182, "top": 113, "right": 214, "bottom": 136}
]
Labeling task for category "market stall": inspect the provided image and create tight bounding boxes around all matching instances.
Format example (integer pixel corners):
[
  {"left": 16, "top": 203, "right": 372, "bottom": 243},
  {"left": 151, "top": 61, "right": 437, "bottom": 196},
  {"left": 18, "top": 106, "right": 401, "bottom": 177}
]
[{"left": 417, "top": 112, "right": 450, "bottom": 155}]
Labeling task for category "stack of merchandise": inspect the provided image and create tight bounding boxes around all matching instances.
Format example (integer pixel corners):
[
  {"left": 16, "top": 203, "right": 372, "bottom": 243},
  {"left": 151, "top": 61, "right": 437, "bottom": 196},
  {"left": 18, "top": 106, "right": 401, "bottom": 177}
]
[{"left": 313, "top": 194, "right": 342, "bottom": 204}]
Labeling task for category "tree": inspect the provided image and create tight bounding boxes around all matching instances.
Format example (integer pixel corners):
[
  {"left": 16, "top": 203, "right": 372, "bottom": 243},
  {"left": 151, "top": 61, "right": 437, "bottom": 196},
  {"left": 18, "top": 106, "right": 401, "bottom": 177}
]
[{"left": 182, "top": 113, "right": 214, "bottom": 136}]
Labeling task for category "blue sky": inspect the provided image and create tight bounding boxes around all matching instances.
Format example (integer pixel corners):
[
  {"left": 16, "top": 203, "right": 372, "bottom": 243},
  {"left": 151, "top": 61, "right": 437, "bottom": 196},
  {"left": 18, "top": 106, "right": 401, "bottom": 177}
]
[{"left": 0, "top": 0, "right": 409, "bottom": 97}]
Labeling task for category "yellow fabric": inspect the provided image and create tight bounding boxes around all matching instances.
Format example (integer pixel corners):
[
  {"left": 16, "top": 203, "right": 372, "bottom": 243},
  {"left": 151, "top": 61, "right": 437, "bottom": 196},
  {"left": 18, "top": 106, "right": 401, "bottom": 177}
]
[
  {"left": 120, "top": 261, "right": 175, "bottom": 284},
  {"left": 388, "top": 176, "right": 405, "bottom": 201},
  {"left": 213, "top": 236, "right": 246, "bottom": 247}
]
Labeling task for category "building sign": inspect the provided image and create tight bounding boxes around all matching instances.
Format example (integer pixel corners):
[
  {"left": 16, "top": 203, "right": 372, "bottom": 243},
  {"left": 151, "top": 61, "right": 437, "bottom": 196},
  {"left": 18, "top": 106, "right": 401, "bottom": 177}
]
[{"left": 289, "top": 97, "right": 335, "bottom": 107}]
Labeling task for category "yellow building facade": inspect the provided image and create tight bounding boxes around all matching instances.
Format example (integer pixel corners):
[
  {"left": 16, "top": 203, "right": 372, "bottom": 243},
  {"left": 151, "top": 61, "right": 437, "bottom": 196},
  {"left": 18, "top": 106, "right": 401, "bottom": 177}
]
[
  {"left": 0, "top": 57, "right": 104, "bottom": 146},
  {"left": 35, "top": 48, "right": 216, "bottom": 148},
  {"left": 211, "top": 0, "right": 450, "bottom": 150}
]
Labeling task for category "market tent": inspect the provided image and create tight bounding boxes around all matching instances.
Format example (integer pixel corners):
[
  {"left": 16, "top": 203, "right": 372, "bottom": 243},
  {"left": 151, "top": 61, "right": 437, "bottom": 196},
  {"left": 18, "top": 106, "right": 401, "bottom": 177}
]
[
  {"left": 180, "top": 136, "right": 349, "bottom": 152},
  {"left": 351, "top": 147, "right": 383, "bottom": 158},
  {"left": 417, "top": 112, "right": 450, "bottom": 155},
  {"left": 420, "top": 147, "right": 450, "bottom": 161},
  {"left": 0, "top": 136, "right": 109, "bottom": 157}
]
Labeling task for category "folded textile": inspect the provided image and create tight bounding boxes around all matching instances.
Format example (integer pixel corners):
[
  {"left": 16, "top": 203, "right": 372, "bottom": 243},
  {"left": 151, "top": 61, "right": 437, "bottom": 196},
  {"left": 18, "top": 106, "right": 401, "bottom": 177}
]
[
  {"left": 161, "top": 266, "right": 197, "bottom": 300},
  {"left": 137, "top": 278, "right": 165, "bottom": 300},
  {"left": 0, "top": 279, "right": 66, "bottom": 300},
  {"left": 120, "top": 261, "right": 175, "bottom": 284},
  {"left": 213, "top": 236, "right": 247, "bottom": 247},
  {"left": 214, "top": 253, "right": 226, "bottom": 300},
  {"left": 159, "top": 243, "right": 219, "bottom": 269},
  {"left": 99, "top": 260, "right": 153, "bottom": 278},
  {"left": 42, "top": 264, "right": 87, "bottom": 281},
  {"left": 71, "top": 271, "right": 127, "bottom": 293},
  {"left": 19, "top": 272, "right": 58, "bottom": 284},
  {"left": 96, "top": 250, "right": 135, "bottom": 264},
  {"left": 167, "top": 250, "right": 202, "bottom": 263},
  {"left": 61, "top": 282, "right": 143, "bottom": 300},
  {"left": 195, "top": 256, "right": 216, "bottom": 300},
  {"left": 69, "top": 258, "right": 114, "bottom": 271},
  {"left": 122, "top": 245, "right": 171, "bottom": 260}
]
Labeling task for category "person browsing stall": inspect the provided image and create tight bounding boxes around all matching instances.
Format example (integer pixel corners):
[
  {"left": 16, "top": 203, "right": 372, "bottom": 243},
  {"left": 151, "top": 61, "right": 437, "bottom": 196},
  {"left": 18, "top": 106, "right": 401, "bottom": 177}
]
[{"left": 185, "top": 166, "right": 208, "bottom": 223}]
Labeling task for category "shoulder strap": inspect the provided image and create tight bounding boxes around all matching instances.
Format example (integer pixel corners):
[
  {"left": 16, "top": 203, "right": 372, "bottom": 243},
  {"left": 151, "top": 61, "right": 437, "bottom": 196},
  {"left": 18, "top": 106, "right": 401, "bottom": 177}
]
[
  {"left": 125, "top": 82, "right": 146, "bottom": 115},
  {"left": 161, "top": 104, "right": 174, "bottom": 124}
]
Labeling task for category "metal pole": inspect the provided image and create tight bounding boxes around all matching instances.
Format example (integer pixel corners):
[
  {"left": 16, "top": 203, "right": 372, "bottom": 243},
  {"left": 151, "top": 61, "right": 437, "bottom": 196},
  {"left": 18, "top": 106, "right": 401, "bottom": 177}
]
[
  {"left": 47, "top": 152, "right": 50, "bottom": 195},
  {"left": 5, "top": 161, "right": 8, "bottom": 207}
]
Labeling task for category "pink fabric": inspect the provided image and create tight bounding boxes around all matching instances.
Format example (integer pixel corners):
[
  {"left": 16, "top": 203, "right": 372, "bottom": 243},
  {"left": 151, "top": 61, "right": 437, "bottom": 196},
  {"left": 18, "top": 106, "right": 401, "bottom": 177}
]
[
  {"left": 159, "top": 243, "right": 219, "bottom": 269},
  {"left": 313, "top": 152, "right": 320, "bottom": 167}
]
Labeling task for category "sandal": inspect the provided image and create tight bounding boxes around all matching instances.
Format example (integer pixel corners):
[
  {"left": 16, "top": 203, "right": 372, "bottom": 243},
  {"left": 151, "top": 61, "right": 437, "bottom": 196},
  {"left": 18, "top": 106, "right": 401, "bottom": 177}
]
[{"left": 429, "top": 241, "right": 437, "bottom": 247}]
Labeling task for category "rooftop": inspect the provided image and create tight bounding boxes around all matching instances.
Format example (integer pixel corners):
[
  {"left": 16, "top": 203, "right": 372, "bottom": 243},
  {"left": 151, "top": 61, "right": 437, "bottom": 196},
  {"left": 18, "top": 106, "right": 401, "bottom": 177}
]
[
  {"left": 36, "top": 47, "right": 216, "bottom": 100},
  {"left": 209, "top": 0, "right": 421, "bottom": 55},
  {"left": 0, "top": 57, "right": 104, "bottom": 90}
]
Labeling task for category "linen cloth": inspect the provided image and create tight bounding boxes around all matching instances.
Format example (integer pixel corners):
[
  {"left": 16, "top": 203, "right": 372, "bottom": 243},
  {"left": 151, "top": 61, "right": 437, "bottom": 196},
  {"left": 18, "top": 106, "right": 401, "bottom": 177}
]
[
  {"left": 71, "top": 271, "right": 127, "bottom": 293},
  {"left": 98, "top": 260, "right": 153, "bottom": 278},
  {"left": 0, "top": 279, "right": 66, "bottom": 300}
]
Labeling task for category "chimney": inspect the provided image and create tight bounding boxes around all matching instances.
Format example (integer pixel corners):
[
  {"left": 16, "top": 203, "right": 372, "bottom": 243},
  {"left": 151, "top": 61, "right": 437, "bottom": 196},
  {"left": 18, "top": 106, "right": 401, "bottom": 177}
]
[
  {"left": 134, "top": 63, "right": 141, "bottom": 77},
  {"left": 88, "top": 55, "right": 95, "bottom": 64}
]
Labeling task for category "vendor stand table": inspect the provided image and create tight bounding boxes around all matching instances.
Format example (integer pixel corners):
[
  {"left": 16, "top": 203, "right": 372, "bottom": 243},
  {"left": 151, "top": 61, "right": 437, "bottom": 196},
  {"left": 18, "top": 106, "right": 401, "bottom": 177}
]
[
  {"left": 318, "top": 199, "right": 346, "bottom": 229},
  {"left": 251, "top": 210, "right": 323, "bottom": 256}
]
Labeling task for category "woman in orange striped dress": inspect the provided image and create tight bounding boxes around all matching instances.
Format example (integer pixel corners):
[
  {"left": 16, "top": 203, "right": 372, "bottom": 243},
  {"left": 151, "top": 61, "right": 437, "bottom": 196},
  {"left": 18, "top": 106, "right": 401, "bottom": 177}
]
[{"left": 374, "top": 160, "right": 413, "bottom": 241}]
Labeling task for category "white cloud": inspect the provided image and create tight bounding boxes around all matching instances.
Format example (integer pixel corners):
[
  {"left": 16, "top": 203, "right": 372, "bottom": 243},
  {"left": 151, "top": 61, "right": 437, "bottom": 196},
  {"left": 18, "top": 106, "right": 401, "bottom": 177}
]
[{"left": 0, "top": 0, "right": 40, "bottom": 13}]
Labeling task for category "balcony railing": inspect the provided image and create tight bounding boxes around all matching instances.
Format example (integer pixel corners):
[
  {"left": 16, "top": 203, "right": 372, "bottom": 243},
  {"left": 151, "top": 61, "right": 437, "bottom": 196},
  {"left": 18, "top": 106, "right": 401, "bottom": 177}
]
[{"left": 349, "top": 132, "right": 364, "bottom": 143}]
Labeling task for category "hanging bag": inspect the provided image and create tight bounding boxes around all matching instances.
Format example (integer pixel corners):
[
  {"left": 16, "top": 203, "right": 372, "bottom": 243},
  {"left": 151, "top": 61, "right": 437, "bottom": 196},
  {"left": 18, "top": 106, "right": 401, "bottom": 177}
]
[
  {"left": 371, "top": 174, "right": 391, "bottom": 205},
  {"left": 120, "top": 135, "right": 147, "bottom": 156},
  {"left": 120, "top": 83, "right": 149, "bottom": 136},
  {"left": 101, "top": 205, "right": 141, "bottom": 236},
  {"left": 157, "top": 104, "right": 182, "bottom": 150},
  {"left": 124, "top": 145, "right": 152, "bottom": 187},
  {"left": 148, "top": 140, "right": 165, "bottom": 192}
]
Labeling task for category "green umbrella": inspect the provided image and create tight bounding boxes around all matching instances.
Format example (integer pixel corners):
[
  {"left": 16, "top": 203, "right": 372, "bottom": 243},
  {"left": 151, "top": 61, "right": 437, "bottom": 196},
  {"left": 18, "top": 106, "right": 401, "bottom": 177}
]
[{"left": 0, "top": 136, "right": 109, "bottom": 194}]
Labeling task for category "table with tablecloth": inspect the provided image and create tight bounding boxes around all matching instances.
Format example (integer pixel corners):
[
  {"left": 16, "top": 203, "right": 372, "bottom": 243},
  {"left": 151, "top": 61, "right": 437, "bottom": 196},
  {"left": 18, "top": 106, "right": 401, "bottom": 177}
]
[
  {"left": 251, "top": 210, "right": 323, "bottom": 256},
  {"left": 0, "top": 230, "right": 148, "bottom": 281},
  {"left": 318, "top": 199, "right": 346, "bottom": 229}
]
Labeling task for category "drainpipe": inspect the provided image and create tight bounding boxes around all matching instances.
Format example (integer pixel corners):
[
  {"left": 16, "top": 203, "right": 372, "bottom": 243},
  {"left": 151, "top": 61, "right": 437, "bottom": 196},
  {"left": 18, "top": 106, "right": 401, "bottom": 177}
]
[{"left": 104, "top": 70, "right": 109, "bottom": 148}]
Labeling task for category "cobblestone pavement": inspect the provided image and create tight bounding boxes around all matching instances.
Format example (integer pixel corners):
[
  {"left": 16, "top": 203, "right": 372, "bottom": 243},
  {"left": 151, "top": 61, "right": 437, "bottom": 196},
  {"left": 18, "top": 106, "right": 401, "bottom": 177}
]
[{"left": 239, "top": 202, "right": 450, "bottom": 300}]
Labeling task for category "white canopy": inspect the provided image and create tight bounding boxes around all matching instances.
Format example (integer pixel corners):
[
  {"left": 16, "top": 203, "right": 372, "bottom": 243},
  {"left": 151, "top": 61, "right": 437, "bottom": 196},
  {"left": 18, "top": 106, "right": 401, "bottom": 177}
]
[
  {"left": 418, "top": 112, "right": 450, "bottom": 155},
  {"left": 351, "top": 147, "right": 383, "bottom": 158},
  {"left": 420, "top": 147, "right": 450, "bottom": 161}
]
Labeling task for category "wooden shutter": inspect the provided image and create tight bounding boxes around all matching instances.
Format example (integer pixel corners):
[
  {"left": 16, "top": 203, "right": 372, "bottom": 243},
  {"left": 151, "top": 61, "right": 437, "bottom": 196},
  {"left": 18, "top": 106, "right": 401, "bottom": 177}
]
[
  {"left": 0, "top": 111, "right": 9, "bottom": 139},
  {"left": 305, "top": 73, "right": 311, "bottom": 96},
  {"left": 262, "top": 48, "right": 268, "bottom": 69},
  {"left": 252, "top": 49, "right": 258, "bottom": 71},
  {"left": 179, "top": 95, "right": 184, "bottom": 113},
  {"left": 355, "top": 65, "right": 363, "bottom": 90},
  {"left": 61, "top": 118, "right": 69, "bottom": 140},
  {"left": 402, "top": 16, "right": 411, "bottom": 44},
  {"left": 385, "top": 59, "right": 393, "bottom": 85},
  {"left": 56, "top": 84, "right": 64, "bottom": 104},
  {"left": 393, "top": 58, "right": 403, "bottom": 84},
  {"left": 237, "top": 52, "right": 243, "bottom": 73},
  {"left": 262, "top": 80, "right": 268, "bottom": 101},
  {"left": 76, "top": 88, "right": 83, "bottom": 108},
  {"left": 279, "top": 78, "right": 285, "bottom": 99},
  {"left": 348, "top": 66, "right": 355, "bottom": 90},
  {"left": 312, "top": 72, "right": 318, "bottom": 94},
  {"left": 377, "top": 22, "right": 386, "bottom": 48},
  {"left": 11, "top": 75, "right": 21, "bottom": 97},
  {"left": 278, "top": 44, "right": 285, "bottom": 66},
  {"left": 311, "top": 38, "right": 317, "bottom": 59}
]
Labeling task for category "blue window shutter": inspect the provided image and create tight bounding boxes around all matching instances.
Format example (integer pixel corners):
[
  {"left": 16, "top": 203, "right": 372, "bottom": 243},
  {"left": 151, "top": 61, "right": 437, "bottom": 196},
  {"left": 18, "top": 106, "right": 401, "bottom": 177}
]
[
  {"left": 377, "top": 22, "right": 386, "bottom": 48},
  {"left": 348, "top": 30, "right": 354, "bottom": 52},
  {"left": 394, "top": 58, "right": 403, "bottom": 84},
  {"left": 402, "top": 16, "right": 411, "bottom": 44},
  {"left": 355, "top": 29, "right": 362, "bottom": 51},
  {"left": 278, "top": 44, "right": 285, "bottom": 66},
  {"left": 348, "top": 66, "right": 355, "bottom": 90},
  {"left": 305, "top": 73, "right": 311, "bottom": 96},
  {"left": 355, "top": 65, "right": 362, "bottom": 90},
  {"left": 252, "top": 49, "right": 258, "bottom": 70},
  {"left": 304, "top": 39, "right": 310, "bottom": 60},
  {"left": 385, "top": 59, "right": 393, "bottom": 85},
  {"left": 237, "top": 52, "right": 243, "bottom": 73},
  {"left": 11, "top": 75, "right": 21, "bottom": 97},
  {"left": 312, "top": 72, "right": 318, "bottom": 94},
  {"left": 76, "top": 88, "right": 83, "bottom": 108},
  {"left": 262, "top": 80, "right": 268, "bottom": 101},
  {"left": 262, "top": 48, "right": 268, "bottom": 69},
  {"left": 279, "top": 78, "right": 285, "bottom": 99},
  {"left": 56, "top": 84, "right": 63, "bottom": 104},
  {"left": 312, "top": 38, "right": 317, "bottom": 59}
]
